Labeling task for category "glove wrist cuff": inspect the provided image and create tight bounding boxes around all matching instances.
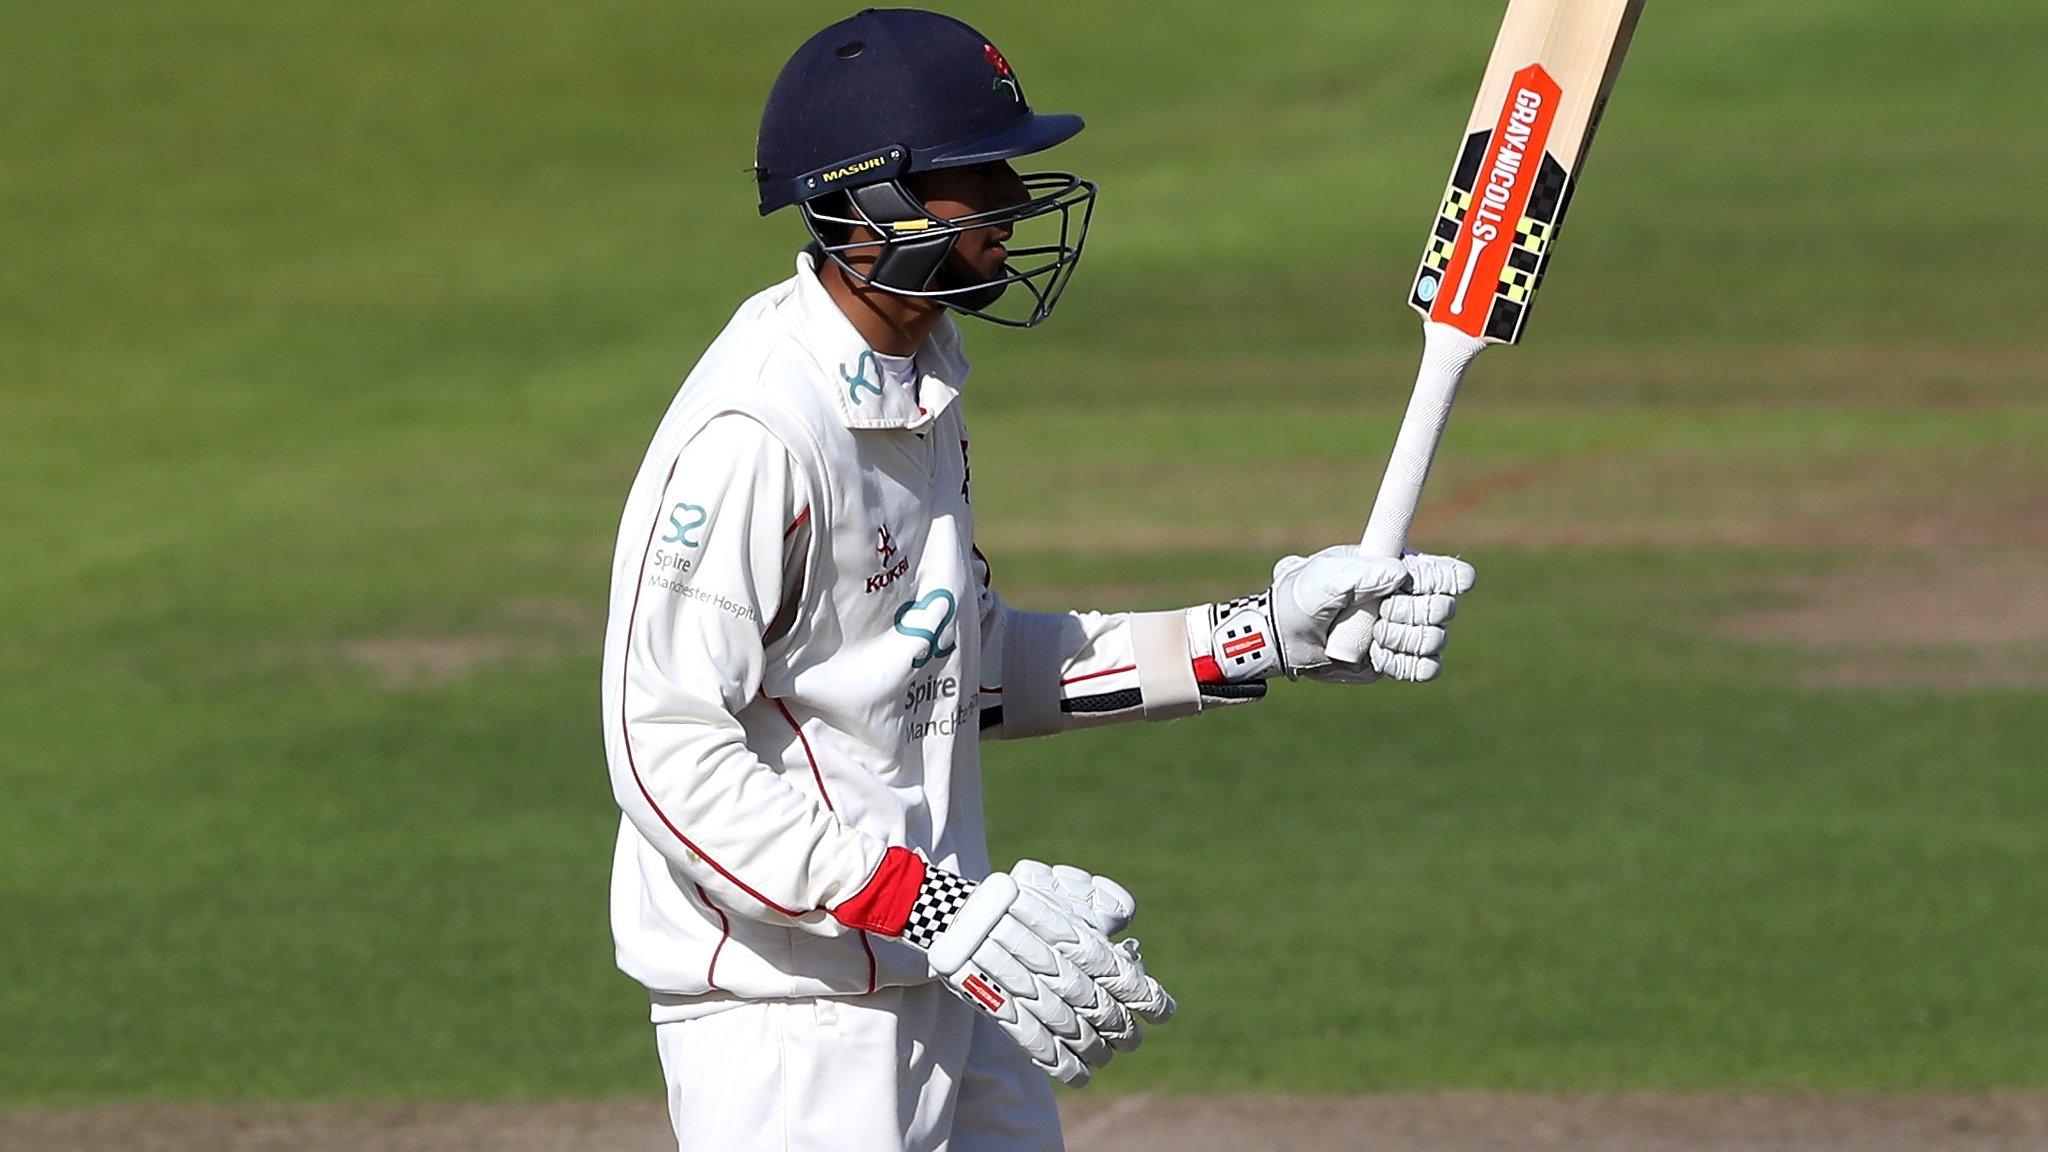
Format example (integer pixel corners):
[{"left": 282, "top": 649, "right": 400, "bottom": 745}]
[
  {"left": 1189, "top": 591, "right": 1283, "bottom": 683},
  {"left": 830, "top": 845, "right": 928, "bottom": 936},
  {"left": 903, "top": 864, "right": 980, "bottom": 951}
]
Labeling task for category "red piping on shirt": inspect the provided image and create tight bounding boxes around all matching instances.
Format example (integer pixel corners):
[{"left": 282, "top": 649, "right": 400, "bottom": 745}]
[
  {"left": 1061, "top": 663, "right": 1136, "bottom": 687},
  {"left": 695, "top": 883, "right": 732, "bottom": 993},
  {"left": 620, "top": 452, "right": 802, "bottom": 918},
  {"left": 784, "top": 505, "right": 811, "bottom": 538},
  {"left": 775, "top": 698, "right": 835, "bottom": 814},
  {"left": 777, "top": 697, "right": 885, "bottom": 981}
]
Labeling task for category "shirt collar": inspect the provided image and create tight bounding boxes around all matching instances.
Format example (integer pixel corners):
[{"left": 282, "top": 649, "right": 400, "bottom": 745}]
[{"left": 791, "top": 250, "right": 969, "bottom": 431}]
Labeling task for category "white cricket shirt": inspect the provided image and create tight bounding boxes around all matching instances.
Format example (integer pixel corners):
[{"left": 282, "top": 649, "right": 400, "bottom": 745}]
[{"left": 601, "top": 253, "right": 1254, "bottom": 1021}]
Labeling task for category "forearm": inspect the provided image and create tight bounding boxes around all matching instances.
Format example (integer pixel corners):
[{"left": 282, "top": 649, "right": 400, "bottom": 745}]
[
  {"left": 613, "top": 707, "right": 891, "bottom": 928},
  {"left": 979, "top": 606, "right": 1265, "bottom": 738}
]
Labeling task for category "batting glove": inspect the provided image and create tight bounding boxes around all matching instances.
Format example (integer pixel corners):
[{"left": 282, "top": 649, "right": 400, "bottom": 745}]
[
  {"left": 904, "top": 861, "right": 1174, "bottom": 1086},
  {"left": 1187, "top": 546, "right": 1475, "bottom": 685},
  {"left": 1011, "top": 860, "right": 1174, "bottom": 1049}
]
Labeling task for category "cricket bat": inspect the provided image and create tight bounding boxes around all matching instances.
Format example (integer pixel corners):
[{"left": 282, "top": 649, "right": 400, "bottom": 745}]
[{"left": 1325, "top": 0, "right": 1645, "bottom": 665}]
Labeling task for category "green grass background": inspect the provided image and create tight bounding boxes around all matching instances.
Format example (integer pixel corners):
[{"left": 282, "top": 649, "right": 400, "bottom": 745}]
[{"left": 3, "top": 0, "right": 2044, "bottom": 1099}]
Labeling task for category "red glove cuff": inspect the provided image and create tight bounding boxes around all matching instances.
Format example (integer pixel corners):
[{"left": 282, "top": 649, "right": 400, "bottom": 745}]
[{"left": 830, "top": 845, "right": 928, "bottom": 936}]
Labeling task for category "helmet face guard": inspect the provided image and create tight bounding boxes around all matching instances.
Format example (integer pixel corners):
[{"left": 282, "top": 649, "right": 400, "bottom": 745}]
[{"left": 800, "top": 171, "right": 1096, "bottom": 329}]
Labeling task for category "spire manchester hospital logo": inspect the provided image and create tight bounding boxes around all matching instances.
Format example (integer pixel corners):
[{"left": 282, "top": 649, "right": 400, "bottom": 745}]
[
  {"left": 984, "top": 44, "right": 1020, "bottom": 103},
  {"left": 893, "top": 588, "right": 959, "bottom": 669}
]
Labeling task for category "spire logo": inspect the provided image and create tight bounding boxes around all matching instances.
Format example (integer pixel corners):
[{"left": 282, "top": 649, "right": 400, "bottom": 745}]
[{"left": 893, "top": 588, "right": 958, "bottom": 669}]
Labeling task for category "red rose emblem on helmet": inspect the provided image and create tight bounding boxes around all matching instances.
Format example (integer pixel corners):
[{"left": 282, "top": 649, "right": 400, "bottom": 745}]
[{"left": 984, "top": 43, "right": 1021, "bottom": 102}]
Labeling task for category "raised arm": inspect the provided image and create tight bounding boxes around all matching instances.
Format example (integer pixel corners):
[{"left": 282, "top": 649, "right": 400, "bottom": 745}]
[{"left": 973, "top": 545, "right": 1476, "bottom": 739}]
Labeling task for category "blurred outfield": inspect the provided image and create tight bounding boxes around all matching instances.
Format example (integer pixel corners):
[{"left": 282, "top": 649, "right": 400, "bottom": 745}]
[{"left": 3, "top": 0, "right": 2045, "bottom": 1101}]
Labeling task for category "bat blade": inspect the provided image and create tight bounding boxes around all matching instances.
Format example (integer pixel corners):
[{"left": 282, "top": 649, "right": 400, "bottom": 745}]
[
  {"left": 1410, "top": 0, "right": 1645, "bottom": 344},
  {"left": 1323, "top": 0, "right": 1644, "bottom": 665}
]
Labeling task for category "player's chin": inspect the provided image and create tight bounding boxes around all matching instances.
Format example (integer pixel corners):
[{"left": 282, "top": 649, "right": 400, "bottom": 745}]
[
  {"left": 936, "top": 250, "right": 1010, "bottom": 304},
  {"left": 956, "top": 244, "right": 1008, "bottom": 283}
]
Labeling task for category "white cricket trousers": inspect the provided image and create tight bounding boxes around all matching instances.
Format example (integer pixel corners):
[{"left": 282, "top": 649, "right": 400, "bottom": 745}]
[{"left": 654, "top": 982, "right": 1063, "bottom": 1152}]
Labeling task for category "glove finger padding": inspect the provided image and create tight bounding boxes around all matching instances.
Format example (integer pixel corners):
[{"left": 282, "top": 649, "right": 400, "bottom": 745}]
[
  {"left": 967, "top": 928, "right": 1101, "bottom": 1084},
  {"left": 1112, "top": 938, "right": 1177, "bottom": 1024},
  {"left": 1067, "top": 927, "right": 1173, "bottom": 1027},
  {"left": 954, "top": 953, "right": 1064, "bottom": 1062},
  {"left": 988, "top": 916, "right": 1113, "bottom": 1066},
  {"left": 1006, "top": 890, "right": 1140, "bottom": 1050},
  {"left": 923, "top": 869, "right": 1169, "bottom": 1087},
  {"left": 1372, "top": 618, "right": 1447, "bottom": 657},
  {"left": 989, "top": 987, "right": 1087, "bottom": 1087},
  {"left": 1401, "top": 552, "right": 1477, "bottom": 596},
  {"left": 1370, "top": 647, "right": 1442, "bottom": 682},
  {"left": 1378, "top": 592, "right": 1458, "bottom": 627},
  {"left": 1013, "top": 859, "right": 1139, "bottom": 938}
]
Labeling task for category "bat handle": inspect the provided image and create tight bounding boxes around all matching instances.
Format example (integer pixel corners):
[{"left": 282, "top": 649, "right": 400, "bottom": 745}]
[{"left": 1323, "top": 322, "right": 1487, "bottom": 666}]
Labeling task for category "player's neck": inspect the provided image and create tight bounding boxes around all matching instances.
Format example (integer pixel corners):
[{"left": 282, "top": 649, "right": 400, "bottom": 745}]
[{"left": 819, "top": 258, "right": 945, "bottom": 358}]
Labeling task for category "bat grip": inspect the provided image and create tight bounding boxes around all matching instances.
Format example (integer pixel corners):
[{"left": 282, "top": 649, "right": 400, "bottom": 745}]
[{"left": 1323, "top": 322, "right": 1487, "bottom": 666}]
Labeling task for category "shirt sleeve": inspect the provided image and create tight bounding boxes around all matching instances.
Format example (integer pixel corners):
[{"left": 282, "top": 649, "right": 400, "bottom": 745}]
[
  {"left": 611, "top": 414, "right": 904, "bottom": 935},
  {"left": 973, "top": 548, "right": 1266, "bottom": 739}
]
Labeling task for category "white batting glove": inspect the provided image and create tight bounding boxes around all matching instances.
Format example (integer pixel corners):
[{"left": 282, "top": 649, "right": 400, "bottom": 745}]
[
  {"left": 906, "top": 863, "right": 1174, "bottom": 1087},
  {"left": 1012, "top": 859, "right": 1136, "bottom": 936},
  {"left": 1187, "top": 546, "right": 1475, "bottom": 685},
  {"left": 1276, "top": 546, "right": 1475, "bottom": 682},
  {"left": 1012, "top": 859, "right": 1176, "bottom": 1047}
]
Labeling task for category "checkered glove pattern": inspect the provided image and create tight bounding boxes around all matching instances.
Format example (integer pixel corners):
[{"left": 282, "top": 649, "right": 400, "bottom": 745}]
[{"left": 902, "top": 865, "right": 976, "bottom": 949}]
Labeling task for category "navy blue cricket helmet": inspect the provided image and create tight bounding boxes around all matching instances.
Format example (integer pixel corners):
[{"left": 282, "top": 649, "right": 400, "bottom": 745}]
[{"left": 755, "top": 8, "right": 1096, "bottom": 327}]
